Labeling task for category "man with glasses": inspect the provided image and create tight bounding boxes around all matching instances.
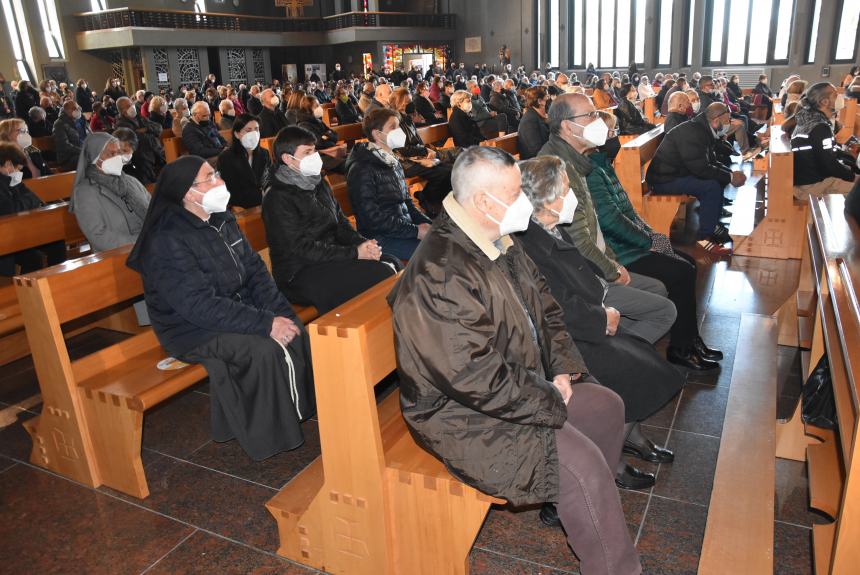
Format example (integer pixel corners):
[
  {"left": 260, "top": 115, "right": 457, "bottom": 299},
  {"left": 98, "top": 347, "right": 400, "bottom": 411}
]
[{"left": 646, "top": 102, "right": 745, "bottom": 255}]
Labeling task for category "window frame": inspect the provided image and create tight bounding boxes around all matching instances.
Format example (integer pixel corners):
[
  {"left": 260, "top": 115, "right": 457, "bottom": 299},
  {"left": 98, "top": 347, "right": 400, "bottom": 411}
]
[
  {"left": 654, "top": 0, "right": 675, "bottom": 68},
  {"left": 568, "top": 0, "right": 647, "bottom": 70},
  {"left": 704, "top": 0, "right": 798, "bottom": 67},
  {"left": 36, "top": 0, "right": 66, "bottom": 60},
  {"left": 1, "top": 0, "right": 36, "bottom": 82},
  {"left": 683, "top": 0, "right": 696, "bottom": 67},
  {"left": 831, "top": 0, "right": 860, "bottom": 63}
]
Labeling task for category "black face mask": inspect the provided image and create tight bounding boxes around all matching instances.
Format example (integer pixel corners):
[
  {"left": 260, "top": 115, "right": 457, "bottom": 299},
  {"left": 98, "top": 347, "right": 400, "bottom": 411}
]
[
  {"left": 405, "top": 101, "right": 416, "bottom": 114},
  {"left": 198, "top": 119, "right": 210, "bottom": 127},
  {"left": 599, "top": 136, "right": 622, "bottom": 162}
]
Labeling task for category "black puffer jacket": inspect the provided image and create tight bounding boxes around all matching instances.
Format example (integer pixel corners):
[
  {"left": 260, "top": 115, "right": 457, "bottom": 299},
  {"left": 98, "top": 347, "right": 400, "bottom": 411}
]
[
  {"left": 646, "top": 112, "right": 732, "bottom": 187},
  {"left": 136, "top": 205, "right": 296, "bottom": 357},
  {"left": 262, "top": 173, "right": 365, "bottom": 289},
  {"left": 791, "top": 117, "right": 855, "bottom": 186},
  {"left": 115, "top": 114, "right": 166, "bottom": 185},
  {"left": 345, "top": 143, "right": 431, "bottom": 239}
]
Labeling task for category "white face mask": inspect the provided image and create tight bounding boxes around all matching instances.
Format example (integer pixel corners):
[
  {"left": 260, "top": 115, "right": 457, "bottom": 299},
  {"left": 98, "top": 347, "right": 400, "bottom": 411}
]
[
  {"left": 100, "top": 154, "right": 125, "bottom": 176},
  {"left": 572, "top": 118, "right": 609, "bottom": 147},
  {"left": 121, "top": 153, "right": 133, "bottom": 165},
  {"left": 549, "top": 188, "right": 578, "bottom": 225},
  {"left": 691, "top": 101, "right": 701, "bottom": 113},
  {"left": 484, "top": 191, "right": 534, "bottom": 236},
  {"left": 461, "top": 102, "right": 473, "bottom": 113},
  {"left": 160, "top": 104, "right": 168, "bottom": 114},
  {"left": 385, "top": 127, "right": 407, "bottom": 149},
  {"left": 72, "top": 109, "right": 82, "bottom": 120},
  {"left": 834, "top": 94, "right": 845, "bottom": 113},
  {"left": 194, "top": 184, "right": 230, "bottom": 214},
  {"left": 8, "top": 170, "right": 23, "bottom": 187},
  {"left": 126, "top": 106, "right": 137, "bottom": 118},
  {"left": 16, "top": 132, "right": 31, "bottom": 149},
  {"left": 240, "top": 131, "right": 260, "bottom": 150},
  {"left": 293, "top": 151, "right": 323, "bottom": 176},
  {"left": 270, "top": 96, "right": 280, "bottom": 108},
  {"left": 313, "top": 107, "right": 324, "bottom": 119}
]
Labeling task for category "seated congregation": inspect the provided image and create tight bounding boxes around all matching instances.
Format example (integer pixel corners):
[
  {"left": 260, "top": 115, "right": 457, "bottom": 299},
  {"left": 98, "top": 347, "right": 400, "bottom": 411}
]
[{"left": 4, "top": 58, "right": 860, "bottom": 575}]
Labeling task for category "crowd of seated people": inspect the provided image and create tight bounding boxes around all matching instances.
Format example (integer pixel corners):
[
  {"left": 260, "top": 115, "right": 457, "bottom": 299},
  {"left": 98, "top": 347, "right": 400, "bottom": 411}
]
[{"left": 2, "top": 60, "right": 859, "bottom": 573}]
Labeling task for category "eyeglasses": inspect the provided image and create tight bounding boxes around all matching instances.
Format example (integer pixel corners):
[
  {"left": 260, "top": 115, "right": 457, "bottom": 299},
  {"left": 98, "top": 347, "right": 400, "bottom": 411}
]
[
  {"left": 16, "top": 127, "right": 28, "bottom": 134},
  {"left": 565, "top": 111, "right": 601, "bottom": 121},
  {"left": 193, "top": 170, "right": 220, "bottom": 186}
]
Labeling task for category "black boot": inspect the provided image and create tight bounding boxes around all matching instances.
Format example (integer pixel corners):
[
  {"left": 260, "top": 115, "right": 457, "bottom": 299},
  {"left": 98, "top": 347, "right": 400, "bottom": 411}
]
[
  {"left": 693, "top": 335, "right": 723, "bottom": 361},
  {"left": 539, "top": 503, "right": 562, "bottom": 527}
]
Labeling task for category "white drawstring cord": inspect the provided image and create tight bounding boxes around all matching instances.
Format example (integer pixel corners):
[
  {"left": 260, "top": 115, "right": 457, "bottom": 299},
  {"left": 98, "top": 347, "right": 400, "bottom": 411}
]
[{"left": 273, "top": 338, "right": 302, "bottom": 420}]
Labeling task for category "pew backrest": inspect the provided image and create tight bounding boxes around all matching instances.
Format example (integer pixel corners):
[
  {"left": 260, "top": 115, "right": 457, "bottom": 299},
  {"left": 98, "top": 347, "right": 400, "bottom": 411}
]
[
  {"left": 486, "top": 132, "right": 519, "bottom": 157},
  {"left": 0, "top": 202, "right": 83, "bottom": 258},
  {"left": 417, "top": 123, "right": 451, "bottom": 146},
  {"left": 33, "top": 136, "right": 55, "bottom": 152},
  {"left": 331, "top": 122, "right": 364, "bottom": 146},
  {"left": 28, "top": 171, "right": 76, "bottom": 204},
  {"left": 615, "top": 124, "right": 665, "bottom": 213}
]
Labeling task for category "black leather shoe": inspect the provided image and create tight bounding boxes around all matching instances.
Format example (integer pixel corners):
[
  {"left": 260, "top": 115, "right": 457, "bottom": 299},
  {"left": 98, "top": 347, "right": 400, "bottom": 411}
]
[
  {"left": 723, "top": 197, "right": 733, "bottom": 206},
  {"left": 694, "top": 336, "right": 723, "bottom": 361},
  {"left": 667, "top": 346, "right": 719, "bottom": 371},
  {"left": 539, "top": 503, "right": 562, "bottom": 527},
  {"left": 721, "top": 208, "right": 732, "bottom": 218},
  {"left": 624, "top": 438, "right": 675, "bottom": 463},
  {"left": 615, "top": 464, "right": 656, "bottom": 490}
]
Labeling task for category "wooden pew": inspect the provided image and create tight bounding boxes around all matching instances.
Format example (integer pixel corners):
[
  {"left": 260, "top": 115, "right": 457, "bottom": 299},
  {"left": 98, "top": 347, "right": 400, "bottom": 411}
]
[
  {"left": 32, "top": 135, "right": 55, "bottom": 153},
  {"left": 322, "top": 105, "right": 338, "bottom": 127},
  {"left": 614, "top": 124, "right": 686, "bottom": 235},
  {"left": 266, "top": 274, "right": 504, "bottom": 574},
  {"left": 698, "top": 313, "right": 779, "bottom": 573},
  {"left": 417, "top": 122, "right": 452, "bottom": 148},
  {"left": 163, "top": 137, "right": 187, "bottom": 163},
  {"left": 486, "top": 132, "right": 519, "bottom": 158},
  {"left": 732, "top": 125, "right": 807, "bottom": 260},
  {"left": 331, "top": 122, "right": 364, "bottom": 147},
  {"left": 642, "top": 96, "right": 658, "bottom": 124},
  {"left": 836, "top": 97, "right": 857, "bottom": 144},
  {"left": 160, "top": 128, "right": 175, "bottom": 140},
  {"left": 0, "top": 202, "right": 84, "bottom": 365},
  {"left": 27, "top": 171, "right": 76, "bottom": 204},
  {"left": 772, "top": 194, "right": 860, "bottom": 574}
]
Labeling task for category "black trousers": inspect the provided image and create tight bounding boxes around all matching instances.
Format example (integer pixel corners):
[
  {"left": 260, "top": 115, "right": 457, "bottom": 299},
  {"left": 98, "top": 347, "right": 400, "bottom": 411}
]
[
  {"left": 403, "top": 162, "right": 452, "bottom": 214},
  {"left": 0, "top": 240, "right": 66, "bottom": 277},
  {"left": 626, "top": 250, "right": 699, "bottom": 349},
  {"left": 284, "top": 259, "right": 394, "bottom": 315}
]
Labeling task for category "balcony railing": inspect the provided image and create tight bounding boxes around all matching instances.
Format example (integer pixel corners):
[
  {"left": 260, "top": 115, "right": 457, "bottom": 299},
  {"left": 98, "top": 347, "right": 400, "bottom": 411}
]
[{"left": 76, "top": 8, "right": 455, "bottom": 33}]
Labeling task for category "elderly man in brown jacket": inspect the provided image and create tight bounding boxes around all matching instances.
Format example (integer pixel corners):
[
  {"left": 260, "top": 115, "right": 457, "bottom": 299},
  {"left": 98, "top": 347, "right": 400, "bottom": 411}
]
[{"left": 388, "top": 146, "right": 642, "bottom": 575}]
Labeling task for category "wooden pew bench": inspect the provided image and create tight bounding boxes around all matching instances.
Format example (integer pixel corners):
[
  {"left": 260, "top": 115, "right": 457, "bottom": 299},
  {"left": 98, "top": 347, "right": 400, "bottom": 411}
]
[
  {"left": 486, "top": 132, "right": 519, "bottom": 158},
  {"left": 417, "top": 122, "right": 453, "bottom": 148},
  {"left": 0, "top": 202, "right": 85, "bottom": 365},
  {"left": 732, "top": 124, "right": 807, "bottom": 260},
  {"left": 266, "top": 274, "right": 504, "bottom": 574},
  {"left": 836, "top": 97, "right": 857, "bottom": 144},
  {"left": 614, "top": 124, "right": 685, "bottom": 235},
  {"left": 27, "top": 171, "right": 76, "bottom": 204}
]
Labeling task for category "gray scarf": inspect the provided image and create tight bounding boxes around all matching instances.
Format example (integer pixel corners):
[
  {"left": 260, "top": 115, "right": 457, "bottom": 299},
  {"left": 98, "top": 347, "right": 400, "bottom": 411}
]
[
  {"left": 274, "top": 163, "right": 321, "bottom": 191},
  {"left": 792, "top": 106, "right": 831, "bottom": 139}
]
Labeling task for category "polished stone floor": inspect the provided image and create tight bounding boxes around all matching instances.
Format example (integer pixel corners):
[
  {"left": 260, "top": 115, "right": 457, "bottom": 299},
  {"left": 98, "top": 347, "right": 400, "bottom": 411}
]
[{"left": 0, "top": 245, "right": 828, "bottom": 574}]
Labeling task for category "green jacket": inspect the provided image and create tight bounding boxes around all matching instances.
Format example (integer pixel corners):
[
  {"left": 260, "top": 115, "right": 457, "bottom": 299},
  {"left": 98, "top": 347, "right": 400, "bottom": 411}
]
[
  {"left": 538, "top": 134, "right": 620, "bottom": 280},
  {"left": 586, "top": 152, "right": 653, "bottom": 266}
]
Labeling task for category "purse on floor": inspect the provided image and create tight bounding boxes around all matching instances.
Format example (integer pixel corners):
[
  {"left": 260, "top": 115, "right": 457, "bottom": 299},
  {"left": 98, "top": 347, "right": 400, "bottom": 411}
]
[{"left": 801, "top": 354, "right": 837, "bottom": 430}]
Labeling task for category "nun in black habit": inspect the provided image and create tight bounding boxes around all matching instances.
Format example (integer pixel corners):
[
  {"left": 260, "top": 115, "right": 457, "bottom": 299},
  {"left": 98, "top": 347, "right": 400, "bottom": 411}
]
[{"left": 127, "top": 155, "right": 314, "bottom": 460}]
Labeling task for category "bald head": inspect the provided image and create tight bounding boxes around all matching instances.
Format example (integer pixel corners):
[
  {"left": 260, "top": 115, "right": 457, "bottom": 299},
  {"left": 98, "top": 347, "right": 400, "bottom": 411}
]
[
  {"left": 116, "top": 96, "right": 132, "bottom": 115},
  {"left": 374, "top": 83, "right": 392, "bottom": 103},
  {"left": 706, "top": 102, "right": 729, "bottom": 120},
  {"left": 62, "top": 100, "right": 79, "bottom": 118},
  {"left": 548, "top": 93, "right": 592, "bottom": 133},
  {"left": 667, "top": 91, "right": 691, "bottom": 114},
  {"left": 260, "top": 89, "right": 278, "bottom": 110}
]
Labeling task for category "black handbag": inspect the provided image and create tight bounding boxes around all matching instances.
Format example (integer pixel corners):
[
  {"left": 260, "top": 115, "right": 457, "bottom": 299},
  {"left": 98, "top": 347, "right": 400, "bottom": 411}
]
[{"left": 801, "top": 355, "right": 837, "bottom": 430}]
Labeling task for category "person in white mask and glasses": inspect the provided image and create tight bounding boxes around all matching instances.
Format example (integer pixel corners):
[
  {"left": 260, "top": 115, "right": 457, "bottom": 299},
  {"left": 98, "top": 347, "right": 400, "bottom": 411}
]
[
  {"left": 389, "top": 145, "right": 643, "bottom": 575},
  {"left": 345, "top": 108, "right": 432, "bottom": 260},
  {"left": 262, "top": 126, "right": 395, "bottom": 314},
  {"left": 70, "top": 131, "right": 151, "bottom": 252},
  {"left": 127, "top": 155, "right": 315, "bottom": 461},
  {"left": 216, "top": 114, "right": 272, "bottom": 208}
]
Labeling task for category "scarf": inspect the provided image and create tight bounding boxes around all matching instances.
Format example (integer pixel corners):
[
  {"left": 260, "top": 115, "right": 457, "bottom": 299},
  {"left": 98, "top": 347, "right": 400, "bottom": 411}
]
[
  {"left": 792, "top": 106, "right": 831, "bottom": 139},
  {"left": 274, "top": 163, "right": 321, "bottom": 191}
]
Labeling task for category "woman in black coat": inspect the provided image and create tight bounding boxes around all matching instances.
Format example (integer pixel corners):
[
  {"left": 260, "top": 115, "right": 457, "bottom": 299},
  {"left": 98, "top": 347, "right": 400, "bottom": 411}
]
[
  {"left": 517, "top": 156, "right": 683, "bottom": 466},
  {"left": 14, "top": 81, "right": 39, "bottom": 121},
  {"left": 295, "top": 95, "right": 345, "bottom": 174},
  {"left": 517, "top": 86, "right": 551, "bottom": 160},
  {"left": 262, "top": 126, "right": 394, "bottom": 313},
  {"left": 413, "top": 81, "right": 442, "bottom": 125},
  {"left": 345, "top": 109, "right": 432, "bottom": 261},
  {"left": 388, "top": 87, "right": 453, "bottom": 217},
  {"left": 75, "top": 80, "right": 94, "bottom": 114},
  {"left": 217, "top": 114, "right": 272, "bottom": 209},
  {"left": 334, "top": 87, "right": 361, "bottom": 125},
  {"left": 447, "top": 90, "right": 484, "bottom": 148},
  {"left": 127, "top": 155, "right": 314, "bottom": 461},
  {"left": 615, "top": 83, "right": 656, "bottom": 136}
]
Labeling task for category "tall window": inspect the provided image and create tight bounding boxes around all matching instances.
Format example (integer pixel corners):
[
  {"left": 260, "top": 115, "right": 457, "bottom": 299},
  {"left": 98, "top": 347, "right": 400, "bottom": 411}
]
[
  {"left": 36, "top": 0, "right": 65, "bottom": 59},
  {"left": 833, "top": 0, "right": 860, "bottom": 62},
  {"left": 90, "top": 0, "right": 106, "bottom": 10},
  {"left": 806, "top": 0, "right": 821, "bottom": 63},
  {"left": 550, "top": 0, "right": 560, "bottom": 66},
  {"left": 571, "top": 0, "right": 646, "bottom": 68},
  {"left": 657, "top": 0, "right": 674, "bottom": 66},
  {"left": 194, "top": 0, "right": 206, "bottom": 12},
  {"left": 685, "top": 0, "right": 696, "bottom": 66},
  {"left": 706, "top": 0, "right": 797, "bottom": 65},
  {"left": 1, "top": 0, "right": 36, "bottom": 81}
]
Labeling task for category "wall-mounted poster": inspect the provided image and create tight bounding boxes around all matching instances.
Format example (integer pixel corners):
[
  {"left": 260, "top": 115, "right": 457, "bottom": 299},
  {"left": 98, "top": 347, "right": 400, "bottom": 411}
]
[
  {"left": 281, "top": 64, "right": 298, "bottom": 83},
  {"left": 465, "top": 36, "right": 482, "bottom": 53},
  {"left": 304, "top": 63, "right": 327, "bottom": 82}
]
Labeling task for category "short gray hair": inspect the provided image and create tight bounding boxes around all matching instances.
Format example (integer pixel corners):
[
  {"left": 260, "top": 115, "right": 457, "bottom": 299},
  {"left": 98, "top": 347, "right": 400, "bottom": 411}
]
[
  {"left": 518, "top": 156, "right": 568, "bottom": 212},
  {"left": 451, "top": 146, "right": 517, "bottom": 202}
]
